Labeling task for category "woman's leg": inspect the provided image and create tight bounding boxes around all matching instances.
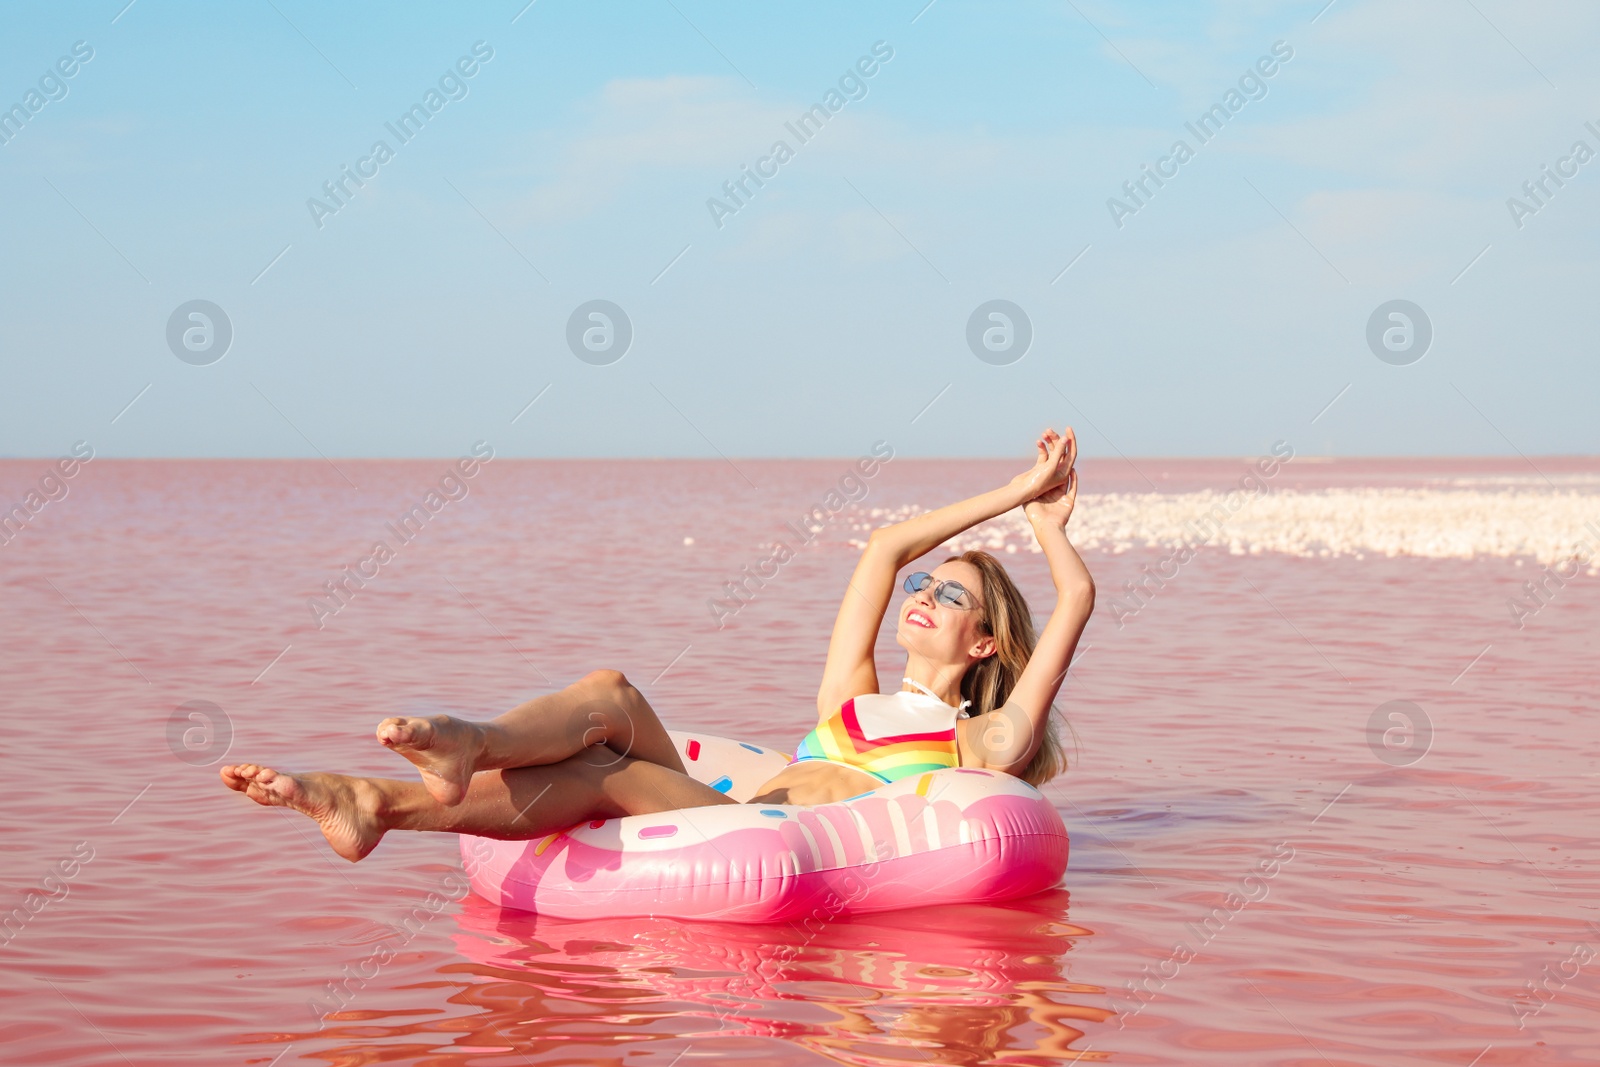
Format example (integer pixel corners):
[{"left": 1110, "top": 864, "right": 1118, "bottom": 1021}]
[
  {"left": 220, "top": 748, "right": 735, "bottom": 862},
  {"left": 376, "top": 669, "right": 686, "bottom": 804}
]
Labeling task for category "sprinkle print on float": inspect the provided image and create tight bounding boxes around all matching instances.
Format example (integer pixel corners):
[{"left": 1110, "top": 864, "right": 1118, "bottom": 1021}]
[{"left": 460, "top": 732, "right": 1069, "bottom": 922}]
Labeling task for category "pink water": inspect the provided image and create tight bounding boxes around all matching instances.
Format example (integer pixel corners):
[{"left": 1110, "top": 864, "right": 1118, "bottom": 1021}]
[{"left": 2, "top": 457, "right": 1597, "bottom": 1066}]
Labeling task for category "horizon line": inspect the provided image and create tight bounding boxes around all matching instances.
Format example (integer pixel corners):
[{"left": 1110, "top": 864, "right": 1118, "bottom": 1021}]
[{"left": 3, "top": 454, "right": 1598, "bottom": 463}]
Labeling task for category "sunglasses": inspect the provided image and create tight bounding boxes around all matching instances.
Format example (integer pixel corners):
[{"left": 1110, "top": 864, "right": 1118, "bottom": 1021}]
[{"left": 903, "top": 571, "right": 978, "bottom": 611}]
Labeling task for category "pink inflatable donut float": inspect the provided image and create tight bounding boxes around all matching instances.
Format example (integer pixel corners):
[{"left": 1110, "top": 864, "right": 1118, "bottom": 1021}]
[{"left": 460, "top": 730, "right": 1069, "bottom": 922}]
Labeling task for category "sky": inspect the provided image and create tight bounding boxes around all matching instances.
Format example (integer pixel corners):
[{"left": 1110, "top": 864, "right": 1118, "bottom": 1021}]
[{"left": 1, "top": 0, "right": 1596, "bottom": 459}]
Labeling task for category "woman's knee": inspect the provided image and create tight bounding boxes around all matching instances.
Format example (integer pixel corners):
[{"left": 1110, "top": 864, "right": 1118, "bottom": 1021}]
[{"left": 579, "top": 669, "right": 633, "bottom": 697}]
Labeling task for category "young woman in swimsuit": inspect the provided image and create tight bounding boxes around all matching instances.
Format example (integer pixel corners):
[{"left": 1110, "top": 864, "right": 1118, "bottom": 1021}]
[{"left": 219, "top": 426, "right": 1095, "bottom": 861}]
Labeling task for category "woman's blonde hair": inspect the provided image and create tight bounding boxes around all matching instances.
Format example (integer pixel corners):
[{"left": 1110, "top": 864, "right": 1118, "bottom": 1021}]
[{"left": 948, "top": 550, "right": 1073, "bottom": 787}]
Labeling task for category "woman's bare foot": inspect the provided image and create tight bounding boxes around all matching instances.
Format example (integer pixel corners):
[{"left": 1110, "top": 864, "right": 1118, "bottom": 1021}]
[
  {"left": 219, "top": 764, "right": 387, "bottom": 862},
  {"left": 376, "top": 715, "right": 486, "bottom": 806}
]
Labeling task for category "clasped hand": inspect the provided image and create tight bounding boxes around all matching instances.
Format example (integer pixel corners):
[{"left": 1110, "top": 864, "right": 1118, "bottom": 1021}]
[{"left": 1013, "top": 426, "right": 1079, "bottom": 528}]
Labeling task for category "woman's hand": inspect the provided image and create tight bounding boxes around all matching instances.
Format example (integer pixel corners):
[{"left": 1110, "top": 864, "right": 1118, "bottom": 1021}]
[
  {"left": 1024, "top": 467, "right": 1079, "bottom": 529},
  {"left": 1022, "top": 427, "right": 1079, "bottom": 528},
  {"left": 1011, "top": 426, "right": 1077, "bottom": 502}
]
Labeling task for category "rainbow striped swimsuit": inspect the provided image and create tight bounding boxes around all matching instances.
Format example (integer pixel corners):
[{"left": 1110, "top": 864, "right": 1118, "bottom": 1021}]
[{"left": 789, "top": 679, "right": 970, "bottom": 785}]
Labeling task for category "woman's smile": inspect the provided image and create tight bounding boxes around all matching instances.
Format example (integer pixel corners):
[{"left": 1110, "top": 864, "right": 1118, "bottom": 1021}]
[{"left": 905, "top": 607, "right": 937, "bottom": 629}]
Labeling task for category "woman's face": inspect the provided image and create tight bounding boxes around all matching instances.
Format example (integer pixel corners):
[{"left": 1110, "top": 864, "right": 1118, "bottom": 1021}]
[{"left": 894, "top": 560, "right": 994, "bottom": 664}]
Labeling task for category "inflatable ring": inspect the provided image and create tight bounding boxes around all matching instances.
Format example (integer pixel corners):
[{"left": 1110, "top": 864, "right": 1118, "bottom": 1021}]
[{"left": 460, "top": 730, "right": 1069, "bottom": 922}]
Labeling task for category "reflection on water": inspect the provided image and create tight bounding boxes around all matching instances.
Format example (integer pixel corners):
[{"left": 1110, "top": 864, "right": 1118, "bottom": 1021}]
[{"left": 301, "top": 891, "right": 1110, "bottom": 1066}]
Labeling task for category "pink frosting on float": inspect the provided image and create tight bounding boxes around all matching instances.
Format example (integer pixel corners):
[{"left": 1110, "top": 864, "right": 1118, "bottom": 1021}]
[{"left": 459, "top": 734, "right": 1068, "bottom": 923}]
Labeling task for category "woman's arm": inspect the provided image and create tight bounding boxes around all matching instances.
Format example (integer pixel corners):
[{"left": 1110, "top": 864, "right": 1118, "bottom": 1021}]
[
  {"left": 960, "top": 429, "right": 1094, "bottom": 774},
  {"left": 815, "top": 430, "right": 1076, "bottom": 717}
]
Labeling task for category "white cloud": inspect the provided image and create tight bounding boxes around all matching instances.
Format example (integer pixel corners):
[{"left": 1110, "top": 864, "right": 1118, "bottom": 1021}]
[
  {"left": 482, "top": 1, "right": 1600, "bottom": 298},
  {"left": 500, "top": 74, "right": 779, "bottom": 225},
  {"left": 492, "top": 72, "right": 1023, "bottom": 233}
]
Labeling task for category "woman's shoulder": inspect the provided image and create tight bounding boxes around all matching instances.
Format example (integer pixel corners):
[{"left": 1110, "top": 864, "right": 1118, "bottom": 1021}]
[{"left": 815, "top": 690, "right": 878, "bottom": 718}]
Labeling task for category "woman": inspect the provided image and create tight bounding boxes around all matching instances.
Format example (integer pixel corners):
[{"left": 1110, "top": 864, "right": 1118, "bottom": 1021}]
[{"left": 220, "top": 426, "right": 1095, "bottom": 861}]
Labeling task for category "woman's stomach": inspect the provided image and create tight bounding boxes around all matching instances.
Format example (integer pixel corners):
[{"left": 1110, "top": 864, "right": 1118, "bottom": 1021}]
[{"left": 748, "top": 758, "right": 883, "bottom": 805}]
